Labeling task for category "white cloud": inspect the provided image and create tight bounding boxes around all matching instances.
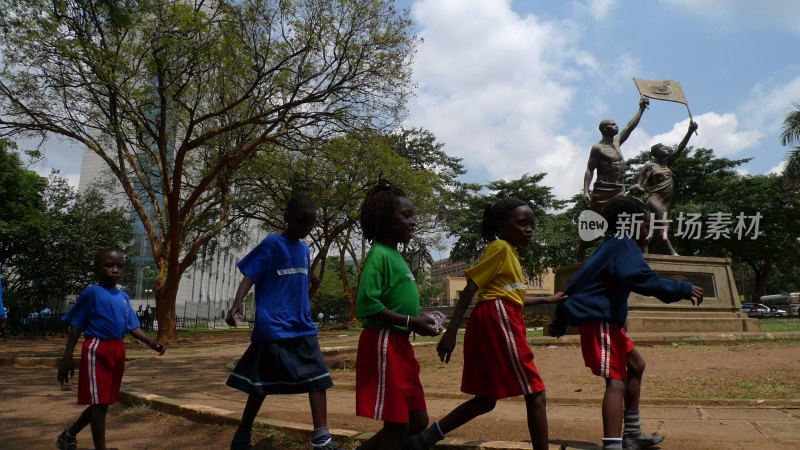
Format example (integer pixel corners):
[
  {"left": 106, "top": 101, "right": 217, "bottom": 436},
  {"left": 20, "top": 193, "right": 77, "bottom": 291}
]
[
  {"left": 408, "top": 0, "right": 599, "bottom": 200},
  {"left": 741, "top": 75, "right": 800, "bottom": 139},
  {"left": 34, "top": 169, "right": 81, "bottom": 189},
  {"left": 624, "top": 112, "right": 762, "bottom": 158},
  {"left": 768, "top": 161, "right": 786, "bottom": 174},
  {"left": 661, "top": 0, "right": 800, "bottom": 33},
  {"left": 574, "top": 0, "right": 619, "bottom": 21}
]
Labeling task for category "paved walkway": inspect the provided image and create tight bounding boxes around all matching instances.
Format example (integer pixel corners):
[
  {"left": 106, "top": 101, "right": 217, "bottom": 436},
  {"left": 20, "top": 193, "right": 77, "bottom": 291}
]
[{"left": 4, "top": 334, "right": 800, "bottom": 450}]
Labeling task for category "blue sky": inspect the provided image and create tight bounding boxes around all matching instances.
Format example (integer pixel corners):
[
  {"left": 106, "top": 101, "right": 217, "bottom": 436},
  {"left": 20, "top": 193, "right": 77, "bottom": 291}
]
[
  {"left": 399, "top": 0, "right": 800, "bottom": 199},
  {"left": 29, "top": 0, "right": 800, "bottom": 201}
]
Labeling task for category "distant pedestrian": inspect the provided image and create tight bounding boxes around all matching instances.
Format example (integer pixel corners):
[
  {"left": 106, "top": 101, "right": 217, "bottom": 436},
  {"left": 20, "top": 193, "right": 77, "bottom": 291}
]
[
  {"left": 317, "top": 311, "right": 324, "bottom": 324},
  {"left": 56, "top": 248, "right": 166, "bottom": 450},
  {"left": 143, "top": 305, "right": 152, "bottom": 331}
]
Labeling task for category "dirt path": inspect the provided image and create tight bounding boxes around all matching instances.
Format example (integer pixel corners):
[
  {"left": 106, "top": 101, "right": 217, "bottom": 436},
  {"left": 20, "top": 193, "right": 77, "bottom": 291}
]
[{"left": 4, "top": 331, "right": 800, "bottom": 449}]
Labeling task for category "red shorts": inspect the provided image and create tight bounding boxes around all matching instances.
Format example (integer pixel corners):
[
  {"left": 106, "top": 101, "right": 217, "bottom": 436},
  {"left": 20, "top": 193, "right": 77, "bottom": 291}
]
[
  {"left": 77, "top": 337, "right": 126, "bottom": 405},
  {"left": 356, "top": 328, "right": 426, "bottom": 423},
  {"left": 461, "top": 299, "right": 545, "bottom": 400},
  {"left": 577, "top": 320, "right": 635, "bottom": 380}
]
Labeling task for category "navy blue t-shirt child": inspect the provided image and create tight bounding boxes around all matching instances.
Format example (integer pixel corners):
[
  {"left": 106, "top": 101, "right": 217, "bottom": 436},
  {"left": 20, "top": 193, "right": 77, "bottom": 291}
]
[
  {"left": 62, "top": 284, "right": 141, "bottom": 339},
  {"left": 237, "top": 234, "right": 316, "bottom": 341},
  {"left": 555, "top": 236, "right": 693, "bottom": 328}
]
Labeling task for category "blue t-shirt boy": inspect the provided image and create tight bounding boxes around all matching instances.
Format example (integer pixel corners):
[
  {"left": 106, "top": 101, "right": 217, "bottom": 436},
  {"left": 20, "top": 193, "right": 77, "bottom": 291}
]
[{"left": 62, "top": 284, "right": 141, "bottom": 339}]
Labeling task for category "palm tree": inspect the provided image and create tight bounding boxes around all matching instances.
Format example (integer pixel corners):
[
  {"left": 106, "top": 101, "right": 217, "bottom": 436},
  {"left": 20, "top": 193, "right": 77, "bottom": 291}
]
[{"left": 780, "top": 103, "right": 800, "bottom": 192}]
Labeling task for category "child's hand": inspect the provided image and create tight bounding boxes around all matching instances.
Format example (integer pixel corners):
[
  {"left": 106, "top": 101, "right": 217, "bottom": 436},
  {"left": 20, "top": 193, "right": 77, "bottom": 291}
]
[
  {"left": 409, "top": 315, "right": 441, "bottom": 337},
  {"left": 150, "top": 340, "right": 167, "bottom": 355},
  {"left": 436, "top": 331, "right": 457, "bottom": 363},
  {"left": 226, "top": 302, "right": 244, "bottom": 327},
  {"left": 690, "top": 285, "right": 704, "bottom": 306},
  {"left": 57, "top": 357, "right": 74, "bottom": 387},
  {"left": 548, "top": 292, "right": 569, "bottom": 304}
]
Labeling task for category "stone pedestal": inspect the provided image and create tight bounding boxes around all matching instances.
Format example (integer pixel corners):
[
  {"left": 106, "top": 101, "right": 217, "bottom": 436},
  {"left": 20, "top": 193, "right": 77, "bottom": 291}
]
[{"left": 551, "top": 254, "right": 760, "bottom": 334}]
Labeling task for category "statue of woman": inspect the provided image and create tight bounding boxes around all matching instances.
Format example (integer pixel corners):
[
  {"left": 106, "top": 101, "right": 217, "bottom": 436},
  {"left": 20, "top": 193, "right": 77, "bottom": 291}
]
[{"left": 629, "top": 121, "right": 698, "bottom": 255}]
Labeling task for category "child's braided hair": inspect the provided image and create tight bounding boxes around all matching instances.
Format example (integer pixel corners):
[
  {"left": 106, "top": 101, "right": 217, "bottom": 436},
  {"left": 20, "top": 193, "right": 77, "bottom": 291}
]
[
  {"left": 360, "top": 179, "right": 406, "bottom": 243},
  {"left": 480, "top": 197, "right": 530, "bottom": 242}
]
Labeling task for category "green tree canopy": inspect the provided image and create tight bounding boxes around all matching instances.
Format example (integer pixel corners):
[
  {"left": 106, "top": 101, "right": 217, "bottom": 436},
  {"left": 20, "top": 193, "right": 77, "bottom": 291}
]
[
  {"left": 0, "top": 0, "right": 415, "bottom": 340},
  {"left": 5, "top": 173, "right": 134, "bottom": 311},
  {"left": 625, "top": 147, "right": 800, "bottom": 301},
  {"left": 448, "top": 173, "right": 574, "bottom": 281},
  {"left": 0, "top": 139, "right": 48, "bottom": 262},
  {"left": 780, "top": 102, "right": 800, "bottom": 190}
]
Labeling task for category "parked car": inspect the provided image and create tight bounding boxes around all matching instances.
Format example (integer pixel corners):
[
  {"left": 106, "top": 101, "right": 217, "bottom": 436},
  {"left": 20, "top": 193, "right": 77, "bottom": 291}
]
[
  {"left": 740, "top": 303, "right": 772, "bottom": 317},
  {"left": 770, "top": 307, "right": 789, "bottom": 317}
]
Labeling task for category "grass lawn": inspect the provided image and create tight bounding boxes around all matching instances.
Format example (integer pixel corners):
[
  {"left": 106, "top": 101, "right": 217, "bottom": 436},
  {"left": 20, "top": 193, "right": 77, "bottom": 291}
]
[{"left": 758, "top": 317, "right": 800, "bottom": 332}]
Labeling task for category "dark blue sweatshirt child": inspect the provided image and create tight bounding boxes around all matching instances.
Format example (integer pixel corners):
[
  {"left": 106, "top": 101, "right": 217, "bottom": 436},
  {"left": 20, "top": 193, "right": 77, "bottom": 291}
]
[{"left": 550, "top": 196, "right": 703, "bottom": 450}]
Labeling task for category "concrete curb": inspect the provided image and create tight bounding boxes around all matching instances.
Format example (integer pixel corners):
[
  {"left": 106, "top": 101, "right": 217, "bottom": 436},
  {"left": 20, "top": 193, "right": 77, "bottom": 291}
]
[{"left": 118, "top": 389, "right": 564, "bottom": 449}]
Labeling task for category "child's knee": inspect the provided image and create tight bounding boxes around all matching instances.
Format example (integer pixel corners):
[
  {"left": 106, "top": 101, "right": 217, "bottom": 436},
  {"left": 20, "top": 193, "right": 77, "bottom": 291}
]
[
  {"left": 627, "top": 351, "right": 646, "bottom": 375},
  {"left": 473, "top": 396, "right": 497, "bottom": 414},
  {"left": 525, "top": 391, "right": 547, "bottom": 409},
  {"left": 605, "top": 377, "right": 626, "bottom": 393},
  {"left": 382, "top": 421, "right": 410, "bottom": 439}
]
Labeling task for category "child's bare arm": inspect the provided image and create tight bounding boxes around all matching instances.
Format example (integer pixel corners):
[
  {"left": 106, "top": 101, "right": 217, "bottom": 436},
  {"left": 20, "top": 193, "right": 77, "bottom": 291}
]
[
  {"left": 524, "top": 291, "right": 568, "bottom": 306},
  {"left": 130, "top": 328, "right": 166, "bottom": 355},
  {"left": 364, "top": 308, "right": 440, "bottom": 337},
  {"left": 226, "top": 276, "right": 254, "bottom": 327},
  {"left": 437, "top": 280, "right": 478, "bottom": 363},
  {"left": 57, "top": 326, "right": 82, "bottom": 384}
]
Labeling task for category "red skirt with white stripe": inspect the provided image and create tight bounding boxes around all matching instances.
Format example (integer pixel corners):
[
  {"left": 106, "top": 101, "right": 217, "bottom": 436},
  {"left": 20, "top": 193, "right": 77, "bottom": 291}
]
[
  {"left": 355, "top": 328, "right": 426, "bottom": 423},
  {"left": 77, "top": 337, "right": 126, "bottom": 405},
  {"left": 577, "top": 319, "right": 635, "bottom": 380},
  {"left": 461, "top": 299, "right": 545, "bottom": 400}
]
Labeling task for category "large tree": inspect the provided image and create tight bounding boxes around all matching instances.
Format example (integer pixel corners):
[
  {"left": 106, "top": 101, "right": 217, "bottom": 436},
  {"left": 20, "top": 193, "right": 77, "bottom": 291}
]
[{"left": 0, "top": 0, "right": 414, "bottom": 340}]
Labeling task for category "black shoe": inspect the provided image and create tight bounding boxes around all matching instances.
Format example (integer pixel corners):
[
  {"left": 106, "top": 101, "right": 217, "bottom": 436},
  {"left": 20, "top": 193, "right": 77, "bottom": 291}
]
[
  {"left": 622, "top": 432, "right": 665, "bottom": 448},
  {"left": 56, "top": 430, "right": 77, "bottom": 450}
]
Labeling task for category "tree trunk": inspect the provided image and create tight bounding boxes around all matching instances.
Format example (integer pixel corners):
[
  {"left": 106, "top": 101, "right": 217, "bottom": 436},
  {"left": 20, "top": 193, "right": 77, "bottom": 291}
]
[
  {"left": 154, "top": 263, "right": 182, "bottom": 342},
  {"left": 750, "top": 260, "right": 772, "bottom": 303},
  {"left": 308, "top": 241, "right": 332, "bottom": 303},
  {"left": 339, "top": 246, "right": 356, "bottom": 321}
]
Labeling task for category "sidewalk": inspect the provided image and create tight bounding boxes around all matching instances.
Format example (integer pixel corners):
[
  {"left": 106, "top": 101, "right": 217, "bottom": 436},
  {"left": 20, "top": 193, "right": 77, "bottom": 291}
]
[{"left": 4, "top": 334, "right": 800, "bottom": 449}]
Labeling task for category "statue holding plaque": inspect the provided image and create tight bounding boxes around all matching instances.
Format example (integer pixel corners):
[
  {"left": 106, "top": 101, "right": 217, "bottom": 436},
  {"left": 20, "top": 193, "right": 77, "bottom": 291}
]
[
  {"left": 628, "top": 78, "right": 699, "bottom": 255},
  {"left": 557, "top": 80, "right": 759, "bottom": 335},
  {"left": 577, "top": 96, "right": 649, "bottom": 260}
]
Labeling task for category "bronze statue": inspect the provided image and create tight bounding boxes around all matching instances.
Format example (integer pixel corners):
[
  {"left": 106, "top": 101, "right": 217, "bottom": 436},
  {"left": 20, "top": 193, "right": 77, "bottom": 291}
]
[
  {"left": 629, "top": 121, "right": 698, "bottom": 255},
  {"left": 577, "top": 96, "right": 649, "bottom": 260}
]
